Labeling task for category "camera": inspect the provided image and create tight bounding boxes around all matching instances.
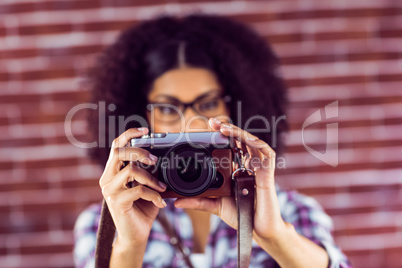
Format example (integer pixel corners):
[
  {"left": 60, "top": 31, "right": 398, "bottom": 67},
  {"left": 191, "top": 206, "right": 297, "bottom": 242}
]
[{"left": 129, "top": 132, "right": 235, "bottom": 198}]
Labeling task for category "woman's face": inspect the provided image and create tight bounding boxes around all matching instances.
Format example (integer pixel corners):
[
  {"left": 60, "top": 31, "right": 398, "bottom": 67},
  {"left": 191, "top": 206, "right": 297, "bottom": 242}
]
[{"left": 147, "top": 67, "right": 230, "bottom": 133}]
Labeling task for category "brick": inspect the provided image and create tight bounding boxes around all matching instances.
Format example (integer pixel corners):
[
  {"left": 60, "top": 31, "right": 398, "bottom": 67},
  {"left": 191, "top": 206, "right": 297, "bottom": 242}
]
[
  {"left": 331, "top": 211, "right": 402, "bottom": 232},
  {"left": 336, "top": 232, "right": 402, "bottom": 251},
  {"left": 1, "top": 0, "right": 401, "bottom": 267},
  {"left": 287, "top": 124, "right": 402, "bottom": 147},
  {"left": 287, "top": 102, "right": 402, "bottom": 125},
  {"left": 0, "top": 163, "right": 101, "bottom": 184},
  {"left": 0, "top": 252, "right": 74, "bottom": 268},
  {"left": 0, "top": 91, "right": 90, "bottom": 104}
]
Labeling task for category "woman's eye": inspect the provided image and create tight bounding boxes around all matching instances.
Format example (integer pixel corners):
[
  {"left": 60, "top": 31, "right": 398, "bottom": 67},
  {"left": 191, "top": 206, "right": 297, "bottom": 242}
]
[
  {"left": 199, "top": 100, "right": 219, "bottom": 111},
  {"left": 158, "top": 106, "right": 178, "bottom": 115}
]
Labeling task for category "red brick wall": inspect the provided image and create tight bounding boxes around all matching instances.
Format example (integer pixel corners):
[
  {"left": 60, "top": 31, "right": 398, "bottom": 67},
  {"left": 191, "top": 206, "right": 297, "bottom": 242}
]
[{"left": 1, "top": 1, "right": 401, "bottom": 267}]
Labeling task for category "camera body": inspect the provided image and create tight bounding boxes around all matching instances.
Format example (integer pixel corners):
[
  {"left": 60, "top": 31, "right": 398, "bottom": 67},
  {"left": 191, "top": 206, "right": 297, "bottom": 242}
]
[{"left": 129, "top": 132, "right": 234, "bottom": 198}]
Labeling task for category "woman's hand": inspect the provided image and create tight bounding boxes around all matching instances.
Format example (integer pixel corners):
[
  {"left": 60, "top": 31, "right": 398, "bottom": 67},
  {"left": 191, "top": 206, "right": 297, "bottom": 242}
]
[
  {"left": 99, "top": 127, "right": 167, "bottom": 248},
  {"left": 174, "top": 118, "right": 288, "bottom": 242},
  {"left": 175, "top": 118, "right": 330, "bottom": 267}
]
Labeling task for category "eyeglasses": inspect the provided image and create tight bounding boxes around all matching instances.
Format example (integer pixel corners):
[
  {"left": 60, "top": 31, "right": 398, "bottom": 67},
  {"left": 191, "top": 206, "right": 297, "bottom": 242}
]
[{"left": 147, "top": 93, "right": 231, "bottom": 123}]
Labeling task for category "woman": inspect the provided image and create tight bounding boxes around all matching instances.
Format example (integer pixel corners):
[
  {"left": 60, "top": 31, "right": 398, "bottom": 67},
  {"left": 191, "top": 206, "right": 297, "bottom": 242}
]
[{"left": 73, "top": 14, "right": 351, "bottom": 267}]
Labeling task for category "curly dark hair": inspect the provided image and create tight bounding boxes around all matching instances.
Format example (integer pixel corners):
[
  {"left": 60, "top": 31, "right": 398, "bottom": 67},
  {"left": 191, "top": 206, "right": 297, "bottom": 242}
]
[{"left": 86, "top": 13, "right": 288, "bottom": 167}]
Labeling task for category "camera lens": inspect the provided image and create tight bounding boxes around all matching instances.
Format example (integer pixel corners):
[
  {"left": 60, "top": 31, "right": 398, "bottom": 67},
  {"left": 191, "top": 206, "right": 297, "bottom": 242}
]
[
  {"left": 210, "top": 171, "right": 224, "bottom": 189},
  {"left": 161, "top": 144, "right": 216, "bottom": 196},
  {"left": 177, "top": 157, "right": 202, "bottom": 183}
]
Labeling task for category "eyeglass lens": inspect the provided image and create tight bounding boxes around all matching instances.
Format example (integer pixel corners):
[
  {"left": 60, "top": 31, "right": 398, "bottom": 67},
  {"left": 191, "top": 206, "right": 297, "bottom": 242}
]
[{"left": 148, "top": 95, "right": 229, "bottom": 122}]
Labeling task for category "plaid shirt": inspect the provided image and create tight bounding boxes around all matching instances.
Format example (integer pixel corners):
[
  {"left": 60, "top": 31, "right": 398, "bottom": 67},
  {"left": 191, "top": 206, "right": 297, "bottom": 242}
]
[{"left": 73, "top": 185, "right": 352, "bottom": 267}]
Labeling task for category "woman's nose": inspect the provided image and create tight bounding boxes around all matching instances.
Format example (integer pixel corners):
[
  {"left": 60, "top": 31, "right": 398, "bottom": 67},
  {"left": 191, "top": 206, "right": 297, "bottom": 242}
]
[{"left": 182, "top": 108, "right": 212, "bottom": 133}]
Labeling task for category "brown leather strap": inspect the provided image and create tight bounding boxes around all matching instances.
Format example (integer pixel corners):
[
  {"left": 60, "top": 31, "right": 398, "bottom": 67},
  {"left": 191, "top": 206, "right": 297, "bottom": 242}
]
[
  {"left": 95, "top": 199, "right": 116, "bottom": 268},
  {"left": 234, "top": 172, "right": 255, "bottom": 268}
]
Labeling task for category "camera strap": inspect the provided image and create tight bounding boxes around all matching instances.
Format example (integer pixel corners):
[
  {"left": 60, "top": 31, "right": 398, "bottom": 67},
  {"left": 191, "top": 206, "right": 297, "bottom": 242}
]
[
  {"left": 233, "top": 171, "right": 255, "bottom": 268},
  {"left": 231, "top": 145, "right": 255, "bottom": 268},
  {"left": 95, "top": 199, "right": 115, "bottom": 268}
]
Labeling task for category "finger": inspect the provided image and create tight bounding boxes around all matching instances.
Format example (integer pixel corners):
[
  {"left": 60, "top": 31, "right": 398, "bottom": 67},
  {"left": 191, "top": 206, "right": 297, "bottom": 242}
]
[
  {"left": 102, "top": 127, "right": 150, "bottom": 179},
  {"left": 101, "top": 147, "right": 158, "bottom": 185},
  {"left": 111, "top": 127, "right": 149, "bottom": 149},
  {"left": 244, "top": 149, "right": 261, "bottom": 171},
  {"left": 210, "top": 118, "right": 267, "bottom": 167},
  {"left": 233, "top": 131, "right": 264, "bottom": 170},
  {"left": 234, "top": 139, "right": 244, "bottom": 168},
  {"left": 108, "top": 185, "right": 167, "bottom": 211},
  {"left": 208, "top": 117, "right": 223, "bottom": 130},
  {"left": 245, "top": 144, "right": 265, "bottom": 170},
  {"left": 113, "top": 147, "right": 158, "bottom": 165},
  {"left": 174, "top": 197, "right": 221, "bottom": 215},
  {"left": 109, "top": 164, "right": 167, "bottom": 192},
  {"left": 234, "top": 137, "right": 244, "bottom": 152},
  {"left": 175, "top": 197, "right": 238, "bottom": 229},
  {"left": 235, "top": 140, "right": 253, "bottom": 170},
  {"left": 244, "top": 141, "right": 275, "bottom": 182},
  {"left": 219, "top": 123, "right": 276, "bottom": 159}
]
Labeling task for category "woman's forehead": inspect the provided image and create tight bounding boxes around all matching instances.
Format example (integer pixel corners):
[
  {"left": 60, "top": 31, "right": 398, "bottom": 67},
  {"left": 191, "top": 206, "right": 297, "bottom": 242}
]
[{"left": 148, "top": 67, "right": 222, "bottom": 102}]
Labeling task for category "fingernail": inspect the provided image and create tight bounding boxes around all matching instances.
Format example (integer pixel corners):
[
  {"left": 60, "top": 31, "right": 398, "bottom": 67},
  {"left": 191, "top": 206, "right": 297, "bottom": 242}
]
[
  {"left": 159, "top": 181, "right": 167, "bottom": 189},
  {"left": 246, "top": 136, "right": 258, "bottom": 141},
  {"left": 137, "top": 127, "right": 146, "bottom": 131},
  {"left": 149, "top": 154, "right": 158, "bottom": 161},
  {"left": 210, "top": 118, "right": 222, "bottom": 126},
  {"left": 220, "top": 123, "right": 232, "bottom": 129},
  {"left": 161, "top": 199, "right": 167, "bottom": 207}
]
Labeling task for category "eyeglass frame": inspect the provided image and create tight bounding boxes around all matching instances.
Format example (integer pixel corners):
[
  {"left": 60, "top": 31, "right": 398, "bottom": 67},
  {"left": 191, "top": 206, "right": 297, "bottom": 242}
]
[{"left": 146, "top": 92, "right": 232, "bottom": 123}]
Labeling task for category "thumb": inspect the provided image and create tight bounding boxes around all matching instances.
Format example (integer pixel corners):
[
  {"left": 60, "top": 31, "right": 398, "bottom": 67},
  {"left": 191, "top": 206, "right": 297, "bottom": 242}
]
[{"left": 174, "top": 197, "right": 221, "bottom": 215}]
